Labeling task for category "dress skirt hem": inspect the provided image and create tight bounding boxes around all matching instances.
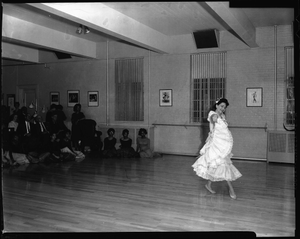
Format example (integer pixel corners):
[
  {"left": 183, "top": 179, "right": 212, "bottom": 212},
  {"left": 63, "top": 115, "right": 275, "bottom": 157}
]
[{"left": 192, "top": 154, "right": 242, "bottom": 182}]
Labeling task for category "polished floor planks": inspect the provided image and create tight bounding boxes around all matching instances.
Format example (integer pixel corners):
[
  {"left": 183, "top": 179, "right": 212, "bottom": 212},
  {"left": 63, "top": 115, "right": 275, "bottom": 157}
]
[{"left": 2, "top": 153, "right": 295, "bottom": 236}]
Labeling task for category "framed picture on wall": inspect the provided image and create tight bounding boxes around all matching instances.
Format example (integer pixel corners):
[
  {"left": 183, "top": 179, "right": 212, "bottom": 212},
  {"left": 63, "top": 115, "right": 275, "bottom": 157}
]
[
  {"left": 246, "top": 87, "right": 263, "bottom": 107},
  {"left": 159, "top": 89, "right": 172, "bottom": 107},
  {"left": 50, "top": 92, "right": 60, "bottom": 105},
  {"left": 7, "top": 94, "right": 15, "bottom": 116},
  {"left": 7, "top": 94, "right": 15, "bottom": 109},
  {"left": 88, "top": 91, "right": 99, "bottom": 107},
  {"left": 67, "top": 90, "right": 80, "bottom": 107}
]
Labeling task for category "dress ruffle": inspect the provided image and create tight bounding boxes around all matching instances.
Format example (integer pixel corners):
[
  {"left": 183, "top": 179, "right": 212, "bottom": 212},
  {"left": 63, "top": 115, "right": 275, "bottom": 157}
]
[
  {"left": 192, "top": 111, "right": 242, "bottom": 182},
  {"left": 192, "top": 153, "right": 242, "bottom": 182}
]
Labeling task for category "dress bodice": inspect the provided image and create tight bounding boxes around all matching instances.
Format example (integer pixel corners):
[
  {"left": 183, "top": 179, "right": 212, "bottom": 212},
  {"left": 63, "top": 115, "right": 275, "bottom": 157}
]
[
  {"left": 120, "top": 138, "right": 132, "bottom": 148},
  {"left": 104, "top": 137, "right": 117, "bottom": 149},
  {"left": 208, "top": 111, "right": 228, "bottom": 131},
  {"left": 203, "top": 111, "right": 233, "bottom": 160}
]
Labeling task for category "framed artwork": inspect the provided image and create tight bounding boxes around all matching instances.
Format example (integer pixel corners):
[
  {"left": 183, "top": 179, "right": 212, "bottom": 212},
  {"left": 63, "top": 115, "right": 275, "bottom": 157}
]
[
  {"left": 7, "top": 94, "right": 15, "bottom": 109},
  {"left": 67, "top": 90, "right": 80, "bottom": 107},
  {"left": 246, "top": 88, "right": 263, "bottom": 107},
  {"left": 88, "top": 91, "right": 99, "bottom": 107},
  {"left": 159, "top": 89, "right": 172, "bottom": 107},
  {"left": 50, "top": 92, "right": 60, "bottom": 105}
]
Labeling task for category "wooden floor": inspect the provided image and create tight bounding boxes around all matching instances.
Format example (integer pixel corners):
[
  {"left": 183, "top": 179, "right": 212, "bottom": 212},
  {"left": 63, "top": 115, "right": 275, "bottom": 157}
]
[{"left": 2, "top": 153, "right": 295, "bottom": 237}]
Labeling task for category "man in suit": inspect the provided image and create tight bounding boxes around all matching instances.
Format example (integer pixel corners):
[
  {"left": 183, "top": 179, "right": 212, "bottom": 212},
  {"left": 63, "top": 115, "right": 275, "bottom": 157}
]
[
  {"left": 17, "top": 113, "right": 38, "bottom": 154},
  {"left": 17, "top": 113, "right": 33, "bottom": 138},
  {"left": 48, "top": 112, "right": 68, "bottom": 136},
  {"left": 32, "top": 114, "right": 50, "bottom": 152},
  {"left": 33, "top": 115, "right": 49, "bottom": 135},
  {"left": 17, "top": 106, "right": 27, "bottom": 127}
]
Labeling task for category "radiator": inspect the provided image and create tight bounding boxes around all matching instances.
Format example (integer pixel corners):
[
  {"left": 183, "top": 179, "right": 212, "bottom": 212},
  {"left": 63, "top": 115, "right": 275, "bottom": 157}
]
[{"left": 267, "top": 130, "right": 295, "bottom": 163}]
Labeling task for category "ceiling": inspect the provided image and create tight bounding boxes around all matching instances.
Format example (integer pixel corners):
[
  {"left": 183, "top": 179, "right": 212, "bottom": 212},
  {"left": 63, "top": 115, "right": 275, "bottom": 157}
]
[{"left": 2, "top": 2, "right": 294, "bottom": 66}]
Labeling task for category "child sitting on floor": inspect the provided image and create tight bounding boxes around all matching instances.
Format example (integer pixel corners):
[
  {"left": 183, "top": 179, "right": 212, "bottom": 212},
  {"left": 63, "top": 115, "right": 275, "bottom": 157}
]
[{"left": 59, "top": 130, "right": 85, "bottom": 161}]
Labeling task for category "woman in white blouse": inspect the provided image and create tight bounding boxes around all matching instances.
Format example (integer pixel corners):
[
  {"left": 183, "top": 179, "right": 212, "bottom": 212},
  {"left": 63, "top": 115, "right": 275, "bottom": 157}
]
[{"left": 8, "top": 114, "right": 19, "bottom": 132}]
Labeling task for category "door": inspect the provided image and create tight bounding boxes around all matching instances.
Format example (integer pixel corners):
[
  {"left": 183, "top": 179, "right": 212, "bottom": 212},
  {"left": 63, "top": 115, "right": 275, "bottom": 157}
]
[{"left": 17, "top": 85, "right": 38, "bottom": 115}]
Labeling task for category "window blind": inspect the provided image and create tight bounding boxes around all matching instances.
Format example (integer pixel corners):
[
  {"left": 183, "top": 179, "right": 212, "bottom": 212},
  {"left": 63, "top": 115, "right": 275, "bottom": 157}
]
[{"left": 115, "top": 58, "right": 144, "bottom": 121}]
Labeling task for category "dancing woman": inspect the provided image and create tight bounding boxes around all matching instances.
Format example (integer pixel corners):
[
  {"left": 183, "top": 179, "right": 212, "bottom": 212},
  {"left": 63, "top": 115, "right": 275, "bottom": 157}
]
[{"left": 192, "top": 98, "right": 242, "bottom": 199}]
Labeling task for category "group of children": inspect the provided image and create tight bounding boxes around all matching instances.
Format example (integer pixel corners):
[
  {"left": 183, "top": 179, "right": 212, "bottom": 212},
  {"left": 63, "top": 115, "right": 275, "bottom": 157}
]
[{"left": 102, "top": 127, "right": 159, "bottom": 159}]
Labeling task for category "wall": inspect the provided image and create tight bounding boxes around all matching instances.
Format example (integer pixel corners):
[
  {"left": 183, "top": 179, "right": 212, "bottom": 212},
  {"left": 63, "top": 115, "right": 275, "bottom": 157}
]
[
  {"left": 2, "top": 25, "right": 293, "bottom": 160},
  {"left": 7, "top": 60, "right": 108, "bottom": 125}
]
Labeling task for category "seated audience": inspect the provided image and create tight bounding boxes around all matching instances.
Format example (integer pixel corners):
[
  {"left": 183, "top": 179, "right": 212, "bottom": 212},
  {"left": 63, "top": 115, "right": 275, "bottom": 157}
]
[
  {"left": 32, "top": 114, "right": 50, "bottom": 153},
  {"left": 49, "top": 133, "right": 62, "bottom": 162},
  {"left": 8, "top": 114, "right": 19, "bottom": 132},
  {"left": 17, "top": 106, "right": 28, "bottom": 126},
  {"left": 103, "top": 128, "right": 117, "bottom": 158},
  {"left": 117, "top": 129, "right": 138, "bottom": 158},
  {"left": 14, "top": 113, "right": 45, "bottom": 163},
  {"left": 46, "top": 104, "right": 57, "bottom": 124},
  {"left": 12, "top": 102, "right": 21, "bottom": 116},
  {"left": 90, "top": 130, "right": 103, "bottom": 153},
  {"left": 136, "top": 128, "right": 161, "bottom": 158},
  {"left": 1, "top": 105, "right": 10, "bottom": 128},
  {"left": 3, "top": 132, "right": 31, "bottom": 166},
  {"left": 71, "top": 103, "right": 85, "bottom": 150},
  {"left": 42, "top": 133, "right": 63, "bottom": 163},
  {"left": 59, "top": 130, "right": 85, "bottom": 161},
  {"left": 2, "top": 120, "right": 10, "bottom": 157},
  {"left": 48, "top": 112, "right": 69, "bottom": 135},
  {"left": 56, "top": 104, "right": 67, "bottom": 123},
  {"left": 32, "top": 114, "right": 49, "bottom": 135},
  {"left": 76, "top": 119, "right": 97, "bottom": 153},
  {"left": 17, "top": 113, "right": 34, "bottom": 143}
]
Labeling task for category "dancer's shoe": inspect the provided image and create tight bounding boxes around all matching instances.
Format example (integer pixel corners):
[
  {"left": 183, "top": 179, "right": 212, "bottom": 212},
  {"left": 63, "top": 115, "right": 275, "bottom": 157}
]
[
  {"left": 205, "top": 184, "right": 216, "bottom": 194},
  {"left": 229, "top": 190, "right": 237, "bottom": 200}
]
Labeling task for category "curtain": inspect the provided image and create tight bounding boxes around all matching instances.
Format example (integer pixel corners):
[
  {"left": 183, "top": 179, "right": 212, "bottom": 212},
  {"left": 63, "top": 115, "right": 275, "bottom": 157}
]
[{"left": 115, "top": 58, "right": 144, "bottom": 121}]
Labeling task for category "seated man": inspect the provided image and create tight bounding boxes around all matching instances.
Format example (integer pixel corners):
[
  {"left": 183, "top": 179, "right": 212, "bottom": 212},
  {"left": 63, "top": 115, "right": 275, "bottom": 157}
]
[
  {"left": 17, "top": 113, "right": 34, "bottom": 146},
  {"left": 47, "top": 112, "right": 68, "bottom": 135},
  {"left": 32, "top": 114, "right": 50, "bottom": 153},
  {"left": 16, "top": 113, "right": 41, "bottom": 162}
]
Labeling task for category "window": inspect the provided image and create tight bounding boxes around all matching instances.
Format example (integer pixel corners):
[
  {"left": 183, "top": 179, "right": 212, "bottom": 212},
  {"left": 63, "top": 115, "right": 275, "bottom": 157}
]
[
  {"left": 191, "top": 52, "right": 226, "bottom": 123},
  {"left": 285, "top": 47, "right": 294, "bottom": 127},
  {"left": 115, "top": 58, "right": 144, "bottom": 121}
]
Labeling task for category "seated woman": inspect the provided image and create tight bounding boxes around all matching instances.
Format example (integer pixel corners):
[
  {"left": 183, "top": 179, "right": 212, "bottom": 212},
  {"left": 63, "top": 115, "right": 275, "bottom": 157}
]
[
  {"left": 102, "top": 128, "right": 117, "bottom": 158},
  {"left": 8, "top": 114, "right": 19, "bottom": 132},
  {"left": 117, "top": 129, "right": 137, "bottom": 158},
  {"left": 90, "top": 130, "right": 103, "bottom": 152},
  {"left": 59, "top": 130, "right": 85, "bottom": 161},
  {"left": 42, "top": 133, "right": 63, "bottom": 163},
  {"left": 2, "top": 132, "right": 30, "bottom": 166},
  {"left": 71, "top": 103, "right": 85, "bottom": 150},
  {"left": 136, "top": 128, "right": 161, "bottom": 158}
]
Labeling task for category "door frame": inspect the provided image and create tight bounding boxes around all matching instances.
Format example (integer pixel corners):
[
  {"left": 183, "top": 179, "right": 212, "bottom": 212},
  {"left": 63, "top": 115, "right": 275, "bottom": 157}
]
[{"left": 17, "top": 84, "right": 39, "bottom": 108}]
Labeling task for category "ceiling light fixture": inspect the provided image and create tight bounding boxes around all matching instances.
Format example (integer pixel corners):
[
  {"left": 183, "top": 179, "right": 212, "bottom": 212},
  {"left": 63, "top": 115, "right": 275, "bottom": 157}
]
[
  {"left": 84, "top": 26, "right": 90, "bottom": 34},
  {"left": 76, "top": 24, "right": 83, "bottom": 34},
  {"left": 76, "top": 24, "right": 90, "bottom": 34}
]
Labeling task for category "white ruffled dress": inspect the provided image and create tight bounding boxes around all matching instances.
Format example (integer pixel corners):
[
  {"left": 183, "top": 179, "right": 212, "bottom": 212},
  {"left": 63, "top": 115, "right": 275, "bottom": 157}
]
[{"left": 192, "top": 111, "right": 242, "bottom": 182}]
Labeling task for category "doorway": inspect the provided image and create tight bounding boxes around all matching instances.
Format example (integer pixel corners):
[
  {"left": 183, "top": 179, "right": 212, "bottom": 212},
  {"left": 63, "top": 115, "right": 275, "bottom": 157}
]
[{"left": 17, "top": 84, "right": 38, "bottom": 115}]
